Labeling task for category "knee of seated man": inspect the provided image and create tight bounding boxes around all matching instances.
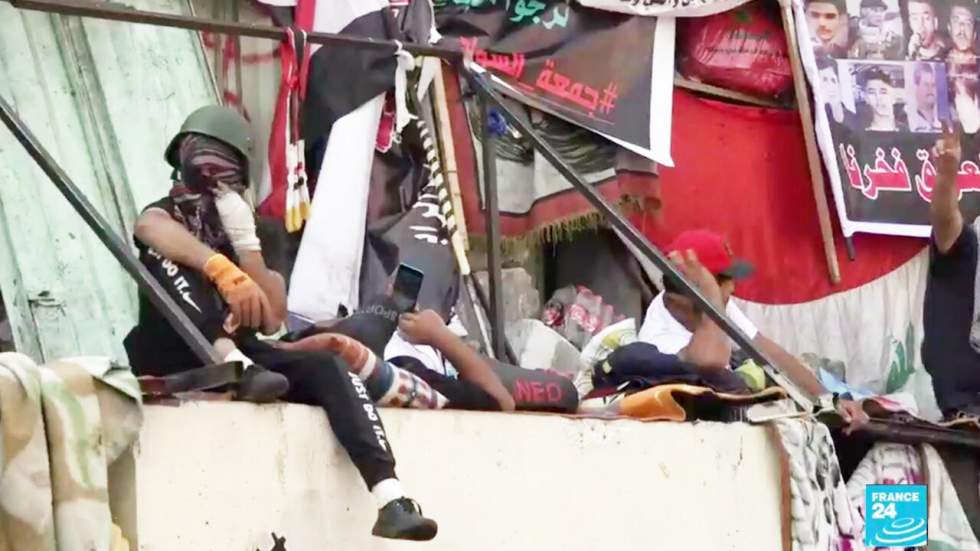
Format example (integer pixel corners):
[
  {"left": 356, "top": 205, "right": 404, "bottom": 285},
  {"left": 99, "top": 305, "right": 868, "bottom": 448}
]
[{"left": 287, "top": 348, "right": 358, "bottom": 383}]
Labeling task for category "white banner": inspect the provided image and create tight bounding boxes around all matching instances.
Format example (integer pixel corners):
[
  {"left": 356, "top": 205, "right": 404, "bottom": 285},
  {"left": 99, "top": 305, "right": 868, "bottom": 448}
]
[{"left": 576, "top": 0, "right": 752, "bottom": 18}]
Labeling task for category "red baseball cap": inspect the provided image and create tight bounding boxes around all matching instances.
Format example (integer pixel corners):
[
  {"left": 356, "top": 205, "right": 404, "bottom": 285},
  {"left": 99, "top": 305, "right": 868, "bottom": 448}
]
[{"left": 665, "top": 229, "right": 754, "bottom": 279}]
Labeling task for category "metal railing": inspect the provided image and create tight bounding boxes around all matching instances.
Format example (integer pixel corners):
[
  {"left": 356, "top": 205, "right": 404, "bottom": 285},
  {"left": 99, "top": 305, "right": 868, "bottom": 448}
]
[{"left": 8, "top": 0, "right": 980, "bottom": 450}]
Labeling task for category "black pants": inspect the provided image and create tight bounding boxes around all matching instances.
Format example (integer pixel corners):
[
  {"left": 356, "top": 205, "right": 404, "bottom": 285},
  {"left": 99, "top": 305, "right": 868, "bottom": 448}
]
[
  {"left": 125, "top": 246, "right": 397, "bottom": 488},
  {"left": 242, "top": 340, "right": 397, "bottom": 487}
]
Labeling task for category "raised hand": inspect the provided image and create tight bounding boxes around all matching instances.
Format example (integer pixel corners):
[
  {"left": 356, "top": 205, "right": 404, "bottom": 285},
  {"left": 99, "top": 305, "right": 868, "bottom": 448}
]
[
  {"left": 668, "top": 249, "right": 724, "bottom": 307},
  {"left": 933, "top": 121, "right": 962, "bottom": 178}
]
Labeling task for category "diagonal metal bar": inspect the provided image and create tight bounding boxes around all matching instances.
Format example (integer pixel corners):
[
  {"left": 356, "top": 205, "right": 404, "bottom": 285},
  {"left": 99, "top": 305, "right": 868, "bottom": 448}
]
[
  {"left": 462, "top": 64, "right": 817, "bottom": 412},
  {"left": 0, "top": 95, "right": 220, "bottom": 365},
  {"left": 8, "top": 0, "right": 460, "bottom": 59},
  {"left": 479, "top": 97, "right": 507, "bottom": 361}
]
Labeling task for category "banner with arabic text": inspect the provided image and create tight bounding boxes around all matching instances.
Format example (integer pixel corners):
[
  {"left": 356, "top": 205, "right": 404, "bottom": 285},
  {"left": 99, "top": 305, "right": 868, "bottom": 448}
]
[
  {"left": 434, "top": 0, "right": 675, "bottom": 165},
  {"left": 577, "top": 0, "right": 753, "bottom": 17},
  {"left": 795, "top": 0, "right": 980, "bottom": 237}
]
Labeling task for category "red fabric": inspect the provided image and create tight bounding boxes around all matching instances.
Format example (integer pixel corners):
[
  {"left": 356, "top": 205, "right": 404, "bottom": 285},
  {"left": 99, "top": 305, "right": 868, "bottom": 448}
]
[
  {"left": 632, "top": 91, "right": 924, "bottom": 305},
  {"left": 258, "top": 40, "right": 293, "bottom": 218},
  {"left": 678, "top": 3, "right": 792, "bottom": 99},
  {"left": 259, "top": 4, "right": 314, "bottom": 218},
  {"left": 295, "top": 0, "right": 316, "bottom": 28},
  {"left": 443, "top": 66, "right": 661, "bottom": 238}
]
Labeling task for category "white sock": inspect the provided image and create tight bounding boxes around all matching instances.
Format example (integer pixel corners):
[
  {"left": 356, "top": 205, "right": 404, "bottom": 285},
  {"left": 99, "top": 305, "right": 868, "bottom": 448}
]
[
  {"left": 224, "top": 348, "right": 255, "bottom": 369},
  {"left": 371, "top": 478, "right": 405, "bottom": 508}
]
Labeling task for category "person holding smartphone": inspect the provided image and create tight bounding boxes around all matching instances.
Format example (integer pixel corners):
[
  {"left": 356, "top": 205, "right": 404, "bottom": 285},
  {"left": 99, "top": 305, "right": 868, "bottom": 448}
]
[{"left": 281, "top": 266, "right": 516, "bottom": 412}]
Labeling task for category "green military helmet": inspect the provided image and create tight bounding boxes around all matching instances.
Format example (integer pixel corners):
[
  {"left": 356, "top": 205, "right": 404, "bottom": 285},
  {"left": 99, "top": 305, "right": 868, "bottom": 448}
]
[{"left": 164, "top": 105, "right": 253, "bottom": 169}]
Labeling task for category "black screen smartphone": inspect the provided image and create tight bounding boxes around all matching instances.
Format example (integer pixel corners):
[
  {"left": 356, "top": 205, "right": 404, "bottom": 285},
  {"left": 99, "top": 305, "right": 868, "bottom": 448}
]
[{"left": 392, "top": 263, "right": 425, "bottom": 314}]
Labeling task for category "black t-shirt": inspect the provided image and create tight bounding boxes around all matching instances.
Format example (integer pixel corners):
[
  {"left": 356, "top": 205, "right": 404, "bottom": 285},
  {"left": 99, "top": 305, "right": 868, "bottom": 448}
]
[
  {"left": 390, "top": 355, "right": 502, "bottom": 411},
  {"left": 124, "top": 197, "right": 238, "bottom": 375},
  {"left": 922, "top": 224, "right": 980, "bottom": 413}
]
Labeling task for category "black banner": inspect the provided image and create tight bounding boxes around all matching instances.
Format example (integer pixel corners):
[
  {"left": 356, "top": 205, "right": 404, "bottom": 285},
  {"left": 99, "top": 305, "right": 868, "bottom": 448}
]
[
  {"left": 434, "top": 0, "right": 670, "bottom": 161},
  {"left": 800, "top": 0, "right": 980, "bottom": 235}
]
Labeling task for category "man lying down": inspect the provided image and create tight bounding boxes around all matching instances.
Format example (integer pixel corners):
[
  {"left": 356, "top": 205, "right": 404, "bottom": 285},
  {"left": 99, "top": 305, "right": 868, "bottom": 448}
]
[{"left": 278, "top": 295, "right": 516, "bottom": 413}]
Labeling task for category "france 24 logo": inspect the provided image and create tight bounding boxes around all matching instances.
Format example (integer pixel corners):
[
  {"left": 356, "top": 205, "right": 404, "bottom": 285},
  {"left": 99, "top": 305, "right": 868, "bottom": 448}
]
[{"left": 865, "top": 484, "right": 928, "bottom": 547}]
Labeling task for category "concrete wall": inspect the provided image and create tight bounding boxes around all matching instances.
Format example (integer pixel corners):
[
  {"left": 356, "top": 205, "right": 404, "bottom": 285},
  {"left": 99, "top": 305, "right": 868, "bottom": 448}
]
[{"left": 116, "top": 403, "right": 786, "bottom": 551}]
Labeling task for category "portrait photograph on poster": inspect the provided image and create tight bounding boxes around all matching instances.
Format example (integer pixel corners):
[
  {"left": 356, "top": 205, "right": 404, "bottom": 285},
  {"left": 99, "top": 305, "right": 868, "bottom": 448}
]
[{"left": 799, "top": 0, "right": 980, "bottom": 234}]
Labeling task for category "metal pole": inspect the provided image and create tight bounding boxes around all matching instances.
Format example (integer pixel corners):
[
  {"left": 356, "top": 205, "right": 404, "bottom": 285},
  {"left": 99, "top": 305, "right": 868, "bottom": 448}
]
[
  {"left": 463, "top": 65, "right": 816, "bottom": 412},
  {"left": 479, "top": 97, "right": 507, "bottom": 361},
  {"left": 0, "top": 95, "right": 220, "bottom": 365},
  {"left": 9, "top": 0, "right": 460, "bottom": 59},
  {"left": 468, "top": 272, "right": 518, "bottom": 364},
  {"left": 820, "top": 415, "right": 980, "bottom": 450}
]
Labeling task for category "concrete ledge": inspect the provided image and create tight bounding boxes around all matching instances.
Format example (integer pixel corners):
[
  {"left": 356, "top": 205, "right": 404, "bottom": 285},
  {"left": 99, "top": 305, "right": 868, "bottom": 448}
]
[{"left": 117, "top": 403, "right": 785, "bottom": 550}]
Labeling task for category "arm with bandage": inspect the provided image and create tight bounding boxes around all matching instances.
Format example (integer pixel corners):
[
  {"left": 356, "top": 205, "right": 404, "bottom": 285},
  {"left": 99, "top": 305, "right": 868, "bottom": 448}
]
[{"left": 134, "top": 207, "right": 280, "bottom": 335}]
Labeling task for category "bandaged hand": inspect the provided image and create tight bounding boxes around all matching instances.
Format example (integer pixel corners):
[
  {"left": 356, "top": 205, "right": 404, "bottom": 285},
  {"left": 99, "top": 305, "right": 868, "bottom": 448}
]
[
  {"left": 204, "top": 254, "right": 270, "bottom": 329},
  {"left": 214, "top": 183, "right": 261, "bottom": 252}
]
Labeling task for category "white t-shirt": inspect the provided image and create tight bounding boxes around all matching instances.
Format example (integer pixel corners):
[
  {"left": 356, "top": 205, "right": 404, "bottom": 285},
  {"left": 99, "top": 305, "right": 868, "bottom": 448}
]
[
  {"left": 637, "top": 292, "right": 758, "bottom": 355},
  {"left": 383, "top": 316, "right": 468, "bottom": 378}
]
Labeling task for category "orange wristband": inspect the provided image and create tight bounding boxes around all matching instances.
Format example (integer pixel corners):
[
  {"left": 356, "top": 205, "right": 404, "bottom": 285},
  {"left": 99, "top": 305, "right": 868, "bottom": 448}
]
[{"left": 203, "top": 254, "right": 255, "bottom": 298}]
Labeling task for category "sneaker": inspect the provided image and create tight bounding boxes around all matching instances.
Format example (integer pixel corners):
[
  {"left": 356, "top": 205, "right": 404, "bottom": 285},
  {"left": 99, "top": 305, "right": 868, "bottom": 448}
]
[
  {"left": 372, "top": 497, "right": 438, "bottom": 541},
  {"left": 235, "top": 364, "right": 290, "bottom": 403}
]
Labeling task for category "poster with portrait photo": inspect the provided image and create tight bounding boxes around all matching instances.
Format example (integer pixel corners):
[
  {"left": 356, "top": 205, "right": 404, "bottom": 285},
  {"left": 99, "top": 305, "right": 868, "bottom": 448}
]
[
  {"left": 847, "top": 0, "right": 906, "bottom": 60},
  {"left": 796, "top": 0, "right": 980, "bottom": 237},
  {"left": 806, "top": 0, "right": 851, "bottom": 57},
  {"left": 943, "top": 0, "right": 979, "bottom": 64},
  {"left": 817, "top": 57, "right": 861, "bottom": 127},
  {"left": 905, "top": 61, "right": 950, "bottom": 131},
  {"left": 844, "top": 61, "right": 909, "bottom": 130},
  {"left": 948, "top": 60, "right": 980, "bottom": 132},
  {"left": 904, "top": 0, "right": 953, "bottom": 61}
]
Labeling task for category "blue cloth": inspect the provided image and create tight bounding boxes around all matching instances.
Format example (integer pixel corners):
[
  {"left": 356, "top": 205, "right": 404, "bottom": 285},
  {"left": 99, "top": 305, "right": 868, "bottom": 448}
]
[
  {"left": 816, "top": 367, "right": 875, "bottom": 401},
  {"left": 594, "top": 342, "right": 749, "bottom": 394}
]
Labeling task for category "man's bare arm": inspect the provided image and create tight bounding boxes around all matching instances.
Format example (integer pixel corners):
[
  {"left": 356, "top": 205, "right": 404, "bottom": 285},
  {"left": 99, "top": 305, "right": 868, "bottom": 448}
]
[
  {"left": 671, "top": 250, "right": 732, "bottom": 370},
  {"left": 753, "top": 334, "right": 825, "bottom": 396},
  {"left": 238, "top": 251, "right": 286, "bottom": 334},
  {"left": 134, "top": 209, "right": 215, "bottom": 270},
  {"left": 429, "top": 329, "right": 516, "bottom": 412},
  {"left": 134, "top": 209, "right": 277, "bottom": 332},
  {"left": 681, "top": 316, "right": 732, "bottom": 370},
  {"left": 930, "top": 122, "right": 964, "bottom": 254},
  {"left": 399, "top": 310, "right": 516, "bottom": 411}
]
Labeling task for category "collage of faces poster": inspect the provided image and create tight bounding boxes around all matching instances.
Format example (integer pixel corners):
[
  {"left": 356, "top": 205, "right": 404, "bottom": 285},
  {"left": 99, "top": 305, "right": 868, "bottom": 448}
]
[{"left": 796, "top": 0, "right": 980, "bottom": 237}]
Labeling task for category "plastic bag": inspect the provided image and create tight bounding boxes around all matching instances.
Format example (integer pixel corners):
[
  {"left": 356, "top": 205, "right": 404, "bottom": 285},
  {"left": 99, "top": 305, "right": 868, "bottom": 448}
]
[{"left": 678, "top": 2, "right": 793, "bottom": 99}]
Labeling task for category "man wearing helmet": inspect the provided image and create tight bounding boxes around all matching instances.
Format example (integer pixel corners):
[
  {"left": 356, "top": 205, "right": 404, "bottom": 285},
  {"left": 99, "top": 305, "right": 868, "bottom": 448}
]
[{"left": 123, "top": 106, "right": 437, "bottom": 541}]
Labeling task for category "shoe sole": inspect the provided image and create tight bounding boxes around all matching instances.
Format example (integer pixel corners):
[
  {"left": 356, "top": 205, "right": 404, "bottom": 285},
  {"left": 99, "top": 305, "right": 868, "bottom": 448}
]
[
  {"left": 373, "top": 521, "right": 438, "bottom": 541},
  {"left": 236, "top": 375, "right": 290, "bottom": 403}
]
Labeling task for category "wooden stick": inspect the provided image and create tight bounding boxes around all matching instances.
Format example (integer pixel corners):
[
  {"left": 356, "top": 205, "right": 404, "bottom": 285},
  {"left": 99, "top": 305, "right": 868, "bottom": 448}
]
[
  {"left": 779, "top": 3, "right": 842, "bottom": 285},
  {"left": 432, "top": 64, "right": 472, "bottom": 255},
  {"left": 673, "top": 75, "right": 786, "bottom": 109}
]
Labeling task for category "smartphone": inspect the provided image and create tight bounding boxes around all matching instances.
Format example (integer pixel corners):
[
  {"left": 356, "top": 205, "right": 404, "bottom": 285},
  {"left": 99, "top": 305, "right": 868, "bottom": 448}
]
[{"left": 392, "top": 263, "right": 425, "bottom": 314}]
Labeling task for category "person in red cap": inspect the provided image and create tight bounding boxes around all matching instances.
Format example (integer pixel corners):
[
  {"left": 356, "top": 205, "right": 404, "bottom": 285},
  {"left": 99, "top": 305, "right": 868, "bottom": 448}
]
[{"left": 639, "top": 229, "right": 869, "bottom": 432}]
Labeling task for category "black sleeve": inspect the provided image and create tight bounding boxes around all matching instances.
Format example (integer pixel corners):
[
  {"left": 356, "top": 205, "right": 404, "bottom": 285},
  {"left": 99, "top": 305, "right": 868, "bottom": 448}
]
[
  {"left": 133, "top": 195, "right": 228, "bottom": 343},
  {"left": 142, "top": 196, "right": 174, "bottom": 215},
  {"left": 930, "top": 224, "right": 977, "bottom": 278},
  {"left": 391, "top": 356, "right": 502, "bottom": 411}
]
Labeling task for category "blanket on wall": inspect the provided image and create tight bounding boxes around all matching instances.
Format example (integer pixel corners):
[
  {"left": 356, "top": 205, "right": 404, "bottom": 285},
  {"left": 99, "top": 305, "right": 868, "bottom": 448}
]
[{"left": 0, "top": 353, "right": 142, "bottom": 551}]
